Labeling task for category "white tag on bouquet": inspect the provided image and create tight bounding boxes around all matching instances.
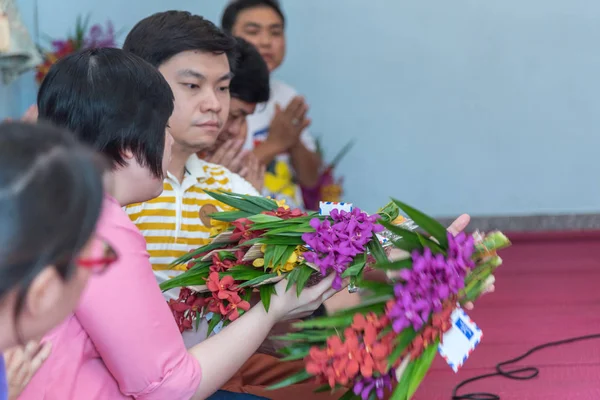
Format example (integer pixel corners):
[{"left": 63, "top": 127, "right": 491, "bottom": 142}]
[
  {"left": 437, "top": 308, "right": 483, "bottom": 372},
  {"left": 319, "top": 201, "right": 353, "bottom": 215}
]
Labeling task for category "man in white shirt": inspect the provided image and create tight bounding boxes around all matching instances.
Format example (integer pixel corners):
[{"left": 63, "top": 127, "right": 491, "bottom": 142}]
[{"left": 222, "top": 0, "right": 322, "bottom": 210}]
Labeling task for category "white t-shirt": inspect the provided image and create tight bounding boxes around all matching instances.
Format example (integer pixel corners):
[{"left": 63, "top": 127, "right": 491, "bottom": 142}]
[{"left": 245, "top": 79, "right": 317, "bottom": 210}]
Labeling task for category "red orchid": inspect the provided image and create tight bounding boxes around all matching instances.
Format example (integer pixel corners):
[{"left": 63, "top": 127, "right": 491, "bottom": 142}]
[
  {"left": 305, "top": 335, "right": 355, "bottom": 388},
  {"left": 219, "top": 292, "right": 250, "bottom": 321},
  {"left": 210, "top": 252, "right": 235, "bottom": 273},
  {"left": 230, "top": 218, "right": 265, "bottom": 244},
  {"left": 206, "top": 272, "right": 239, "bottom": 300},
  {"left": 263, "top": 207, "right": 306, "bottom": 220},
  {"left": 168, "top": 288, "right": 206, "bottom": 333},
  {"left": 404, "top": 302, "right": 455, "bottom": 359}
]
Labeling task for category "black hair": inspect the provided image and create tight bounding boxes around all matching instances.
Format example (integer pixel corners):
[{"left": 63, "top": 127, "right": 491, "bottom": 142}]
[
  {"left": 221, "top": 0, "right": 286, "bottom": 34},
  {"left": 230, "top": 37, "right": 270, "bottom": 104},
  {"left": 0, "top": 121, "right": 106, "bottom": 324},
  {"left": 37, "top": 47, "right": 174, "bottom": 178},
  {"left": 123, "top": 11, "right": 237, "bottom": 69}
]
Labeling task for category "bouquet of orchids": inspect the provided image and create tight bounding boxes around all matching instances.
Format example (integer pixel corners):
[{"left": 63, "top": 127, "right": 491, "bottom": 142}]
[{"left": 161, "top": 192, "right": 510, "bottom": 399}]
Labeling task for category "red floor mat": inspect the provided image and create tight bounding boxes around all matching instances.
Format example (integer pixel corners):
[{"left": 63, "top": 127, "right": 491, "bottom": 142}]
[{"left": 413, "top": 231, "right": 600, "bottom": 400}]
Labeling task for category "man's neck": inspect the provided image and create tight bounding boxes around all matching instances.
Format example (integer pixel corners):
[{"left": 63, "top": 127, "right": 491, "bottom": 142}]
[{"left": 169, "top": 143, "right": 194, "bottom": 183}]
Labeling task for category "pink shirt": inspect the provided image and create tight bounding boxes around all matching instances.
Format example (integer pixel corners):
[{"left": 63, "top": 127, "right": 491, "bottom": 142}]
[{"left": 20, "top": 196, "right": 202, "bottom": 399}]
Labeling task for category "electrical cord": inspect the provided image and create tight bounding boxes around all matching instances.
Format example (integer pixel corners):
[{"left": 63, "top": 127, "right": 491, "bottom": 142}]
[{"left": 451, "top": 333, "right": 600, "bottom": 400}]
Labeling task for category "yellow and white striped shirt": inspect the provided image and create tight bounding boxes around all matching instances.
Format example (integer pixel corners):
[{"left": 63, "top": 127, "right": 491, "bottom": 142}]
[{"left": 125, "top": 155, "right": 259, "bottom": 301}]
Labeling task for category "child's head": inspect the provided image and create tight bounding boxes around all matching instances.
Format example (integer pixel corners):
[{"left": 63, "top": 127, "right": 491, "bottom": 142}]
[
  {"left": 0, "top": 121, "right": 106, "bottom": 351},
  {"left": 37, "top": 47, "right": 174, "bottom": 204},
  {"left": 124, "top": 11, "right": 237, "bottom": 155}
]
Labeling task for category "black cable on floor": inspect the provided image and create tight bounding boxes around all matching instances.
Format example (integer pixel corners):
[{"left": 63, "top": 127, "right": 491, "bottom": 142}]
[{"left": 451, "top": 333, "right": 600, "bottom": 400}]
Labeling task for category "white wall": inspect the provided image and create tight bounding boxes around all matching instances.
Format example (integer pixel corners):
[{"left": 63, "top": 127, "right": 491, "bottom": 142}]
[{"left": 3, "top": 0, "right": 600, "bottom": 216}]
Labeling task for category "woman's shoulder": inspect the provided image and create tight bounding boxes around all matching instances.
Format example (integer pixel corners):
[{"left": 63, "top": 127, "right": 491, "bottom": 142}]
[{"left": 97, "top": 196, "right": 146, "bottom": 245}]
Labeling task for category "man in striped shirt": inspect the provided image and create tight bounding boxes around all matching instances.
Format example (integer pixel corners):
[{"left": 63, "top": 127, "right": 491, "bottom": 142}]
[{"left": 123, "top": 13, "right": 262, "bottom": 306}]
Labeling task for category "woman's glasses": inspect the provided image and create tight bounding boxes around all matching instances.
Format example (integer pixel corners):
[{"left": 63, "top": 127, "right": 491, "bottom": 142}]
[{"left": 77, "top": 237, "right": 118, "bottom": 274}]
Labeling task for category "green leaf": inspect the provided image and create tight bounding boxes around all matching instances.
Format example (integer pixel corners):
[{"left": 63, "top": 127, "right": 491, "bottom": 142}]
[
  {"left": 248, "top": 214, "right": 282, "bottom": 224},
  {"left": 205, "top": 190, "right": 267, "bottom": 214},
  {"left": 195, "top": 310, "right": 201, "bottom": 331},
  {"left": 373, "top": 258, "right": 413, "bottom": 271},
  {"left": 206, "top": 314, "right": 222, "bottom": 338},
  {"left": 367, "top": 236, "right": 388, "bottom": 264},
  {"left": 338, "top": 389, "right": 360, "bottom": 400},
  {"left": 271, "top": 329, "right": 336, "bottom": 343},
  {"left": 267, "top": 370, "right": 313, "bottom": 391},
  {"left": 380, "top": 220, "right": 424, "bottom": 253},
  {"left": 342, "top": 253, "right": 367, "bottom": 278},
  {"left": 244, "top": 195, "right": 279, "bottom": 211},
  {"left": 237, "top": 273, "right": 279, "bottom": 288},
  {"left": 391, "top": 198, "right": 448, "bottom": 249},
  {"left": 159, "top": 268, "right": 209, "bottom": 291},
  {"left": 260, "top": 236, "right": 305, "bottom": 246},
  {"left": 388, "top": 328, "right": 417, "bottom": 367},
  {"left": 356, "top": 280, "right": 395, "bottom": 296},
  {"left": 285, "top": 267, "right": 301, "bottom": 292},
  {"left": 210, "top": 210, "right": 253, "bottom": 222},
  {"left": 170, "top": 240, "right": 228, "bottom": 267},
  {"left": 221, "top": 266, "right": 265, "bottom": 281},
  {"left": 263, "top": 244, "right": 276, "bottom": 271},
  {"left": 259, "top": 283, "right": 276, "bottom": 312},
  {"left": 391, "top": 359, "right": 416, "bottom": 400},
  {"left": 264, "top": 224, "right": 314, "bottom": 236},
  {"left": 296, "top": 264, "right": 316, "bottom": 296},
  {"left": 293, "top": 314, "right": 354, "bottom": 329},
  {"left": 279, "top": 343, "right": 312, "bottom": 361},
  {"left": 407, "top": 342, "right": 438, "bottom": 399},
  {"left": 272, "top": 245, "right": 294, "bottom": 269},
  {"left": 187, "top": 260, "right": 212, "bottom": 271},
  {"left": 417, "top": 234, "right": 446, "bottom": 255}
]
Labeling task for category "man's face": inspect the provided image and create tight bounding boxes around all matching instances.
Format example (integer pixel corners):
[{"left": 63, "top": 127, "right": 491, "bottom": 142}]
[
  {"left": 232, "top": 6, "right": 285, "bottom": 72},
  {"left": 210, "top": 97, "right": 256, "bottom": 151},
  {"left": 159, "top": 50, "right": 232, "bottom": 152}
]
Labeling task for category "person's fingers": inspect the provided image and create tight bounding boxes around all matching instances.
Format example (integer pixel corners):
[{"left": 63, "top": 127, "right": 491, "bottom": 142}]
[
  {"left": 447, "top": 214, "right": 471, "bottom": 236},
  {"left": 284, "top": 96, "right": 304, "bottom": 117},
  {"left": 207, "top": 139, "right": 234, "bottom": 164},
  {"left": 302, "top": 273, "right": 337, "bottom": 302},
  {"left": 464, "top": 302, "right": 474, "bottom": 310},
  {"left": 228, "top": 146, "right": 247, "bottom": 172},
  {"left": 29, "top": 341, "right": 51, "bottom": 372},
  {"left": 238, "top": 166, "right": 248, "bottom": 177}
]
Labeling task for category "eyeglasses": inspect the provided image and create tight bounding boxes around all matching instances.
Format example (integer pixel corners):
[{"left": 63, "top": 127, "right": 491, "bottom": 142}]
[{"left": 77, "top": 237, "right": 118, "bottom": 274}]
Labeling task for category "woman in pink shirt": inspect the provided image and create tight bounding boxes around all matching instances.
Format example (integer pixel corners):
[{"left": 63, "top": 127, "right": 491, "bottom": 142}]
[
  {"left": 0, "top": 121, "right": 107, "bottom": 398},
  {"left": 21, "top": 48, "right": 340, "bottom": 400}
]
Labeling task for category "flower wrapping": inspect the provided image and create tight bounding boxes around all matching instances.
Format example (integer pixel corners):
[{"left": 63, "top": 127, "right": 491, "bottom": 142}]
[{"left": 160, "top": 192, "right": 510, "bottom": 399}]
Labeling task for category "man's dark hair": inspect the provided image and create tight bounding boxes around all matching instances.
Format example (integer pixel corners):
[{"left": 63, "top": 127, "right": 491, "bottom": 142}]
[
  {"left": 230, "top": 37, "right": 270, "bottom": 104},
  {"left": 221, "top": 0, "right": 286, "bottom": 34},
  {"left": 37, "top": 47, "right": 174, "bottom": 178},
  {"left": 0, "top": 121, "right": 106, "bottom": 336},
  {"left": 123, "top": 11, "right": 237, "bottom": 68}
]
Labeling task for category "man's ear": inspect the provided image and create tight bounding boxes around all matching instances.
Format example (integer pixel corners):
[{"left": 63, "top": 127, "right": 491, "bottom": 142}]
[
  {"left": 122, "top": 149, "right": 135, "bottom": 160},
  {"left": 25, "top": 267, "right": 63, "bottom": 318}
]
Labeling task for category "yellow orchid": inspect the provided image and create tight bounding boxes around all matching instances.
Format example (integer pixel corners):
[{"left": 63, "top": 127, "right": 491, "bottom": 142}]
[
  {"left": 252, "top": 245, "right": 304, "bottom": 275},
  {"left": 208, "top": 202, "right": 234, "bottom": 237}
]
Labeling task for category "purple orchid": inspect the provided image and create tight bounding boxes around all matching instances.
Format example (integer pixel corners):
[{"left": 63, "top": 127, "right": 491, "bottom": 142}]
[
  {"left": 353, "top": 372, "right": 394, "bottom": 400},
  {"left": 386, "top": 233, "right": 475, "bottom": 332},
  {"left": 302, "top": 207, "right": 382, "bottom": 289}
]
